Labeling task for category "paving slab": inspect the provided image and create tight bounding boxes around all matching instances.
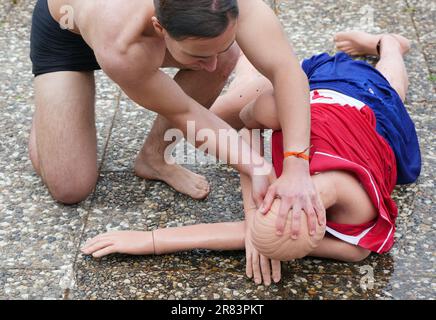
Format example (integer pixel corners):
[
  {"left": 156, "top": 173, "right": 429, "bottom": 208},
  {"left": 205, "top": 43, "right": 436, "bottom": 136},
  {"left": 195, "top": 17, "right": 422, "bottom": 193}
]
[
  {"left": 0, "top": 170, "right": 89, "bottom": 269},
  {"left": 0, "top": 268, "right": 66, "bottom": 300},
  {"left": 0, "top": 1, "right": 15, "bottom": 24},
  {"left": 391, "top": 101, "right": 435, "bottom": 277},
  {"left": 407, "top": 0, "right": 436, "bottom": 74},
  {"left": 69, "top": 259, "right": 435, "bottom": 300},
  {"left": 277, "top": 0, "right": 434, "bottom": 102},
  {"left": 99, "top": 95, "right": 156, "bottom": 172}
]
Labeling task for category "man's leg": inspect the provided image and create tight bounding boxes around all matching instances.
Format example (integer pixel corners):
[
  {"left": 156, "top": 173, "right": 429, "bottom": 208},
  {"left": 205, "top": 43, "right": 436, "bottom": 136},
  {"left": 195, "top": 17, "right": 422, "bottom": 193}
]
[
  {"left": 210, "top": 53, "right": 272, "bottom": 129},
  {"left": 29, "top": 71, "right": 98, "bottom": 204},
  {"left": 334, "top": 31, "right": 411, "bottom": 101},
  {"left": 135, "top": 45, "right": 240, "bottom": 200}
]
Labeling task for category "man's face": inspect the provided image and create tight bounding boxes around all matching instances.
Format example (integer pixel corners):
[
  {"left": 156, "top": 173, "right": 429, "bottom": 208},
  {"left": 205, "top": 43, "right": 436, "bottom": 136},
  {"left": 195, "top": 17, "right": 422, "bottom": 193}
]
[{"left": 164, "top": 20, "right": 237, "bottom": 72}]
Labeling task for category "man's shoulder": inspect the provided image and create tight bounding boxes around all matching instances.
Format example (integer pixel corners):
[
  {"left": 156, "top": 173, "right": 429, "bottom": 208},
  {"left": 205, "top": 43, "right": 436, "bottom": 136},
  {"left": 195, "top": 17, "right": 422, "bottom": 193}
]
[
  {"left": 79, "top": 0, "right": 163, "bottom": 70},
  {"left": 99, "top": 38, "right": 165, "bottom": 82},
  {"left": 78, "top": 0, "right": 153, "bottom": 46},
  {"left": 237, "top": 0, "right": 268, "bottom": 14},
  {"left": 236, "top": 0, "right": 272, "bottom": 27}
]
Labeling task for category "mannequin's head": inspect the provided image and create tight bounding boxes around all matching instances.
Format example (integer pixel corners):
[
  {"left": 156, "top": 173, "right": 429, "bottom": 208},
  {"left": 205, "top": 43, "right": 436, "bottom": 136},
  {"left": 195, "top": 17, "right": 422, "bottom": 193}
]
[{"left": 250, "top": 200, "right": 326, "bottom": 261}]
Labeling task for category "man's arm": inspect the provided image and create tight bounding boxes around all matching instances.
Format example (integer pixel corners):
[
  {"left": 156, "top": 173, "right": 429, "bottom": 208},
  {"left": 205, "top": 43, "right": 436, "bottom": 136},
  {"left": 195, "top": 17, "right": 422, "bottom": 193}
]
[
  {"left": 94, "top": 39, "right": 271, "bottom": 180},
  {"left": 236, "top": 0, "right": 325, "bottom": 237},
  {"left": 237, "top": 0, "right": 310, "bottom": 154}
]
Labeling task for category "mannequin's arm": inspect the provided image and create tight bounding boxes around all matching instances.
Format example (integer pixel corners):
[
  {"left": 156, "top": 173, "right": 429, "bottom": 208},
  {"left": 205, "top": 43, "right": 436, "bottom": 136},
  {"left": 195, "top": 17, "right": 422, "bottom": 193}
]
[
  {"left": 153, "top": 222, "right": 245, "bottom": 254},
  {"left": 81, "top": 222, "right": 245, "bottom": 258}
]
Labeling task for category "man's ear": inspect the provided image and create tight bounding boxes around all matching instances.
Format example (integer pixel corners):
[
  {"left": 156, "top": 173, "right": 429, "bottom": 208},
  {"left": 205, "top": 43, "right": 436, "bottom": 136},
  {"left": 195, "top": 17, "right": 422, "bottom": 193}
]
[{"left": 151, "top": 16, "right": 165, "bottom": 37}]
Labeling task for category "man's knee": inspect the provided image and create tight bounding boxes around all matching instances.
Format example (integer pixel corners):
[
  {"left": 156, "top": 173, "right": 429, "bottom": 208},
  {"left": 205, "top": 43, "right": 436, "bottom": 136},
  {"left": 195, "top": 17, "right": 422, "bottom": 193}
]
[
  {"left": 250, "top": 200, "right": 326, "bottom": 261},
  {"left": 28, "top": 142, "right": 41, "bottom": 177},
  {"left": 44, "top": 169, "right": 98, "bottom": 205}
]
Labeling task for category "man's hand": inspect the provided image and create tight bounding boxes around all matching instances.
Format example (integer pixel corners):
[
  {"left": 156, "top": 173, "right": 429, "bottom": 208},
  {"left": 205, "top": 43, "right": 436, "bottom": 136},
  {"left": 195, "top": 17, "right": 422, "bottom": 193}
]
[
  {"left": 245, "top": 220, "right": 281, "bottom": 286},
  {"left": 259, "top": 160, "right": 326, "bottom": 239},
  {"left": 250, "top": 172, "right": 271, "bottom": 209}
]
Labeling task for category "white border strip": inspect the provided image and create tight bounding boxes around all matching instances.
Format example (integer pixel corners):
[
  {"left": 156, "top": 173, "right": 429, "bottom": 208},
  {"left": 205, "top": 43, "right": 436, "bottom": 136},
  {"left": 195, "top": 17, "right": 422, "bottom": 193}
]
[
  {"left": 376, "top": 225, "right": 394, "bottom": 253},
  {"left": 326, "top": 225, "right": 375, "bottom": 245},
  {"left": 310, "top": 89, "right": 366, "bottom": 110}
]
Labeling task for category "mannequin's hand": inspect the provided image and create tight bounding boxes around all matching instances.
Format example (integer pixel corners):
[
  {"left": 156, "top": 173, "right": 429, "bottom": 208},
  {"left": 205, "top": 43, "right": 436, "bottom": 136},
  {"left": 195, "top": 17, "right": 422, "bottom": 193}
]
[
  {"left": 81, "top": 231, "right": 154, "bottom": 258},
  {"left": 245, "top": 221, "right": 281, "bottom": 286}
]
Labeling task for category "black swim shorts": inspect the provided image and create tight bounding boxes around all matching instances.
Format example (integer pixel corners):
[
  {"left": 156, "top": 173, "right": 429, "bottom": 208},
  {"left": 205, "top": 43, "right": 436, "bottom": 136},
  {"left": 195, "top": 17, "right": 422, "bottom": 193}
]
[{"left": 30, "top": 0, "right": 101, "bottom": 76}]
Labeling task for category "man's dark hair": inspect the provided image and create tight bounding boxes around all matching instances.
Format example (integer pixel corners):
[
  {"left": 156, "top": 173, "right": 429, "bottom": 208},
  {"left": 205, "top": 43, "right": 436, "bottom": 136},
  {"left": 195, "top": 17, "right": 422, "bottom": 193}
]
[{"left": 153, "top": 0, "right": 239, "bottom": 40}]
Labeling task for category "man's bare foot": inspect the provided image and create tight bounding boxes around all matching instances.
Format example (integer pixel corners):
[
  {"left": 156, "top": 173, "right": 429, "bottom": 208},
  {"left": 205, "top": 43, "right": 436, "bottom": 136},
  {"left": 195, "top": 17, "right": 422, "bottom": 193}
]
[
  {"left": 135, "top": 152, "right": 210, "bottom": 200},
  {"left": 334, "top": 31, "right": 411, "bottom": 56}
]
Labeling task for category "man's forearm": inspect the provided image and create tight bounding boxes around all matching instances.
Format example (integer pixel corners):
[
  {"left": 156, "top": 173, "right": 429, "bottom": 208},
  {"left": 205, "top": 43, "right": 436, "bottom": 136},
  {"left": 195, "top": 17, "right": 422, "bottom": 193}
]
[
  {"left": 174, "top": 106, "right": 271, "bottom": 177},
  {"left": 273, "top": 67, "right": 311, "bottom": 160}
]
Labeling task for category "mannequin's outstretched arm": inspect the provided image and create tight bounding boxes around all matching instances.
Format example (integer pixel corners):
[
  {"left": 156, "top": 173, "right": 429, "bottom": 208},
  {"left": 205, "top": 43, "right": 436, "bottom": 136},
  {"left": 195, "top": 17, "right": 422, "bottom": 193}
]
[
  {"left": 81, "top": 222, "right": 246, "bottom": 258},
  {"left": 81, "top": 131, "right": 262, "bottom": 259},
  {"left": 154, "top": 222, "right": 245, "bottom": 254},
  {"left": 80, "top": 128, "right": 280, "bottom": 286}
]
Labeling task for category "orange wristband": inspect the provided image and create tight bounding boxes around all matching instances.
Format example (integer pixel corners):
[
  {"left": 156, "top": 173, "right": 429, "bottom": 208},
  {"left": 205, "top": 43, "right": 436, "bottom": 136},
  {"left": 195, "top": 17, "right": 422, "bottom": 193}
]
[{"left": 283, "top": 145, "right": 312, "bottom": 161}]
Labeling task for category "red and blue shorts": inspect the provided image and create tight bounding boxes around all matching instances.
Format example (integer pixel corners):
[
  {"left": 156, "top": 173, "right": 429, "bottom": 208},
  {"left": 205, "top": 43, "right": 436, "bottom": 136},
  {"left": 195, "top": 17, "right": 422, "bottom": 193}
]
[{"left": 272, "top": 97, "right": 398, "bottom": 253}]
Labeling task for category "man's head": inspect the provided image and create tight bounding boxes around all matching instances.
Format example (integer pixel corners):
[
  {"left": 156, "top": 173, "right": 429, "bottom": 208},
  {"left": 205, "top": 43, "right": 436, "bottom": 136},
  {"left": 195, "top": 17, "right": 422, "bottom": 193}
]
[
  {"left": 250, "top": 200, "right": 326, "bottom": 261},
  {"left": 152, "top": 0, "right": 239, "bottom": 72}
]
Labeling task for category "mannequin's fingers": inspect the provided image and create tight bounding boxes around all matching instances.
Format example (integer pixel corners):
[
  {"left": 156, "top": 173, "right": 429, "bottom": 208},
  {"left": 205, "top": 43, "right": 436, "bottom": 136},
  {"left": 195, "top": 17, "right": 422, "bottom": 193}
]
[
  {"left": 260, "top": 255, "right": 271, "bottom": 286},
  {"left": 92, "top": 245, "right": 117, "bottom": 258},
  {"left": 81, "top": 240, "right": 113, "bottom": 255}
]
